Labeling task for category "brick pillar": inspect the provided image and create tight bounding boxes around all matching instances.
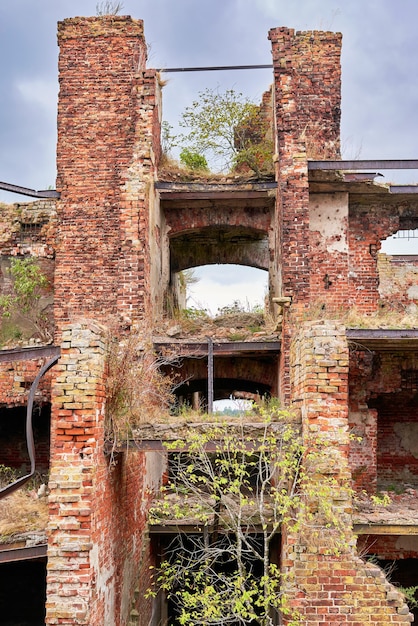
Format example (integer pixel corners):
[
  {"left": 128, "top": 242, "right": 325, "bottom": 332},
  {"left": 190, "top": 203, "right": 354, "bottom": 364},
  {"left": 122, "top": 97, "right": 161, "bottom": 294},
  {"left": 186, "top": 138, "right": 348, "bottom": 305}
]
[
  {"left": 268, "top": 28, "right": 342, "bottom": 401},
  {"left": 269, "top": 27, "right": 342, "bottom": 307},
  {"left": 46, "top": 322, "right": 107, "bottom": 624},
  {"left": 55, "top": 17, "right": 161, "bottom": 334},
  {"left": 282, "top": 321, "right": 413, "bottom": 625}
]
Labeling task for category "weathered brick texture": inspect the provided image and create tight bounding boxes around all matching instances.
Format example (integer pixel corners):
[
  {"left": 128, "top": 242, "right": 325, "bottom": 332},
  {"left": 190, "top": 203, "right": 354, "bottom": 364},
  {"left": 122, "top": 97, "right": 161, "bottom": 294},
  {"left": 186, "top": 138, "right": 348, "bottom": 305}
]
[
  {"left": 269, "top": 27, "right": 341, "bottom": 306},
  {"left": 47, "top": 321, "right": 162, "bottom": 625},
  {"left": 55, "top": 17, "right": 160, "bottom": 334},
  {"left": 349, "top": 349, "right": 418, "bottom": 491},
  {"left": 286, "top": 321, "right": 413, "bottom": 624}
]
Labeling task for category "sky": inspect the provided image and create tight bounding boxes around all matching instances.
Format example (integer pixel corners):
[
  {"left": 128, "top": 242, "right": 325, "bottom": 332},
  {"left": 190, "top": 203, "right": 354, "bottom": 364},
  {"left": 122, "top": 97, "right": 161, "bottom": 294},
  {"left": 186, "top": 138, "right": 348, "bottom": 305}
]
[{"left": 0, "top": 0, "right": 417, "bottom": 311}]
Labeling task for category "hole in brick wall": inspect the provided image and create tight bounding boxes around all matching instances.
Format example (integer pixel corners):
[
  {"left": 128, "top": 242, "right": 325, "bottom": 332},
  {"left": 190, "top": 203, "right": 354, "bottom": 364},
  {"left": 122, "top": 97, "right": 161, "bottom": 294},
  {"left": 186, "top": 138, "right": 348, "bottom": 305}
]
[
  {"left": 151, "top": 533, "right": 280, "bottom": 626},
  {"left": 171, "top": 374, "right": 272, "bottom": 412},
  {"left": 185, "top": 264, "right": 267, "bottom": 316},
  {"left": 378, "top": 228, "right": 418, "bottom": 308},
  {"left": 0, "top": 403, "right": 51, "bottom": 478},
  {"left": 0, "top": 558, "right": 47, "bottom": 625},
  {"left": 369, "top": 391, "right": 418, "bottom": 489},
  {"left": 381, "top": 228, "right": 418, "bottom": 255}
]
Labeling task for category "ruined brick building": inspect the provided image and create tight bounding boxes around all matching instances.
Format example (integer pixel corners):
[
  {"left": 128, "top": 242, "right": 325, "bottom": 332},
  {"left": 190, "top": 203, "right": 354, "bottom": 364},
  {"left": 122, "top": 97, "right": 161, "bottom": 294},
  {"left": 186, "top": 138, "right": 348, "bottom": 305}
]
[{"left": 0, "top": 14, "right": 418, "bottom": 626}]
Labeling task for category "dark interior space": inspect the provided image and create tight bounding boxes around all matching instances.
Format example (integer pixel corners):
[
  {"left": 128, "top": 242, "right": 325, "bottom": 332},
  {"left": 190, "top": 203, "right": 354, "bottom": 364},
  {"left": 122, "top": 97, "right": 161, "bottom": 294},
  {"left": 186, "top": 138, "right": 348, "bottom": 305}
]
[
  {"left": 0, "top": 558, "right": 46, "bottom": 625},
  {"left": 368, "top": 391, "right": 418, "bottom": 488},
  {"left": 374, "top": 558, "right": 418, "bottom": 621},
  {"left": 152, "top": 532, "right": 281, "bottom": 626},
  {"left": 0, "top": 403, "right": 51, "bottom": 477}
]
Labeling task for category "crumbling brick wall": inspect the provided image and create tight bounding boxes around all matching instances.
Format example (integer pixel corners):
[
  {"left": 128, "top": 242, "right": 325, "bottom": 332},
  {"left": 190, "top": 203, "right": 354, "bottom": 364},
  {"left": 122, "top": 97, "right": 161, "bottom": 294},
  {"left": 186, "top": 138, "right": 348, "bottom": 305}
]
[
  {"left": 47, "top": 322, "right": 163, "bottom": 625},
  {"left": 349, "top": 349, "right": 418, "bottom": 491},
  {"left": 285, "top": 321, "right": 413, "bottom": 624},
  {"left": 378, "top": 252, "right": 418, "bottom": 309},
  {"left": 269, "top": 27, "right": 341, "bottom": 307},
  {"left": 55, "top": 17, "right": 161, "bottom": 334}
]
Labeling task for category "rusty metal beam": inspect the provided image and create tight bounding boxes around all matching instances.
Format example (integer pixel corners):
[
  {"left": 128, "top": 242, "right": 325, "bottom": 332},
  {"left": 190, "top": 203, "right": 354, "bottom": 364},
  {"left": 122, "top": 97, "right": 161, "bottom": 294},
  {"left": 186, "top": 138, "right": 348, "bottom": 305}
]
[
  {"left": 154, "top": 341, "right": 281, "bottom": 356},
  {"left": 347, "top": 329, "right": 418, "bottom": 352},
  {"left": 0, "top": 353, "right": 60, "bottom": 499},
  {"left": 0, "top": 181, "right": 60, "bottom": 199},
  {"left": 0, "top": 544, "right": 47, "bottom": 563},
  {"left": 0, "top": 345, "right": 60, "bottom": 363},
  {"left": 159, "top": 64, "right": 273, "bottom": 73},
  {"left": 149, "top": 524, "right": 276, "bottom": 535},
  {"left": 309, "top": 159, "right": 418, "bottom": 170},
  {"left": 389, "top": 185, "right": 418, "bottom": 194},
  {"left": 354, "top": 524, "right": 418, "bottom": 536}
]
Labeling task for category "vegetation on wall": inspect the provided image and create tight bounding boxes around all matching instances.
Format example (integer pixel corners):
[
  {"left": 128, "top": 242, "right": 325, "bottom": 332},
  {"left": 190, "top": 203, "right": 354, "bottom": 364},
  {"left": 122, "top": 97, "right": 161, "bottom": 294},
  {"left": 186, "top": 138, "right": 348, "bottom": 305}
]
[
  {"left": 162, "top": 88, "right": 273, "bottom": 177},
  {"left": 148, "top": 404, "right": 354, "bottom": 625},
  {"left": 0, "top": 257, "right": 52, "bottom": 344},
  {"left": 105, "top": 327, "right": 176, "bottom": 441}
]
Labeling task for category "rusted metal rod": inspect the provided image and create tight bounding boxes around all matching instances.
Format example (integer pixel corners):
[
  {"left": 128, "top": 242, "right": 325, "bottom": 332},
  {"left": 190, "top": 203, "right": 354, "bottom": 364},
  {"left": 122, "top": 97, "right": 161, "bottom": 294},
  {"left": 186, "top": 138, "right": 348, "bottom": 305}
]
[{"left": 0, "top": 181, "right": 60, "bottom": 199}]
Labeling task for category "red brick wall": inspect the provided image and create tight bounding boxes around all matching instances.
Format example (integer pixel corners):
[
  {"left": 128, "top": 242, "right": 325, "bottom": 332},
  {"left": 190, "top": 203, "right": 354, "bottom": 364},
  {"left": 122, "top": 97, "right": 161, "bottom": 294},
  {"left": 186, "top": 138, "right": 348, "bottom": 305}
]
[
  {"left": 47, "top": 322, "right": 163, "bottom": 625},
  {"left": 55, "top": 17, "right": 160, "bottom": 334},
  {"left": 286, "top": 322, "right": 412, "bottom": 624},
  {"left": 349, "top": 349, "right": 418, "bottom": 491},
  {"left": 378, "top": 253, "right": 418, "bottom": 308},
  {"left": 269, "top": 28, "right": 341, "bottom": 306}
]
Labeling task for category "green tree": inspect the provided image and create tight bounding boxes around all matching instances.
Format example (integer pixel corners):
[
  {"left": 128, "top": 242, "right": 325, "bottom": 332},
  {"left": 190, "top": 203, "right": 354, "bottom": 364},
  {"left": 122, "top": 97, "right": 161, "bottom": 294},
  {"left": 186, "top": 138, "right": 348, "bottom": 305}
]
[
  {"left": 178, "top": 88, "right": 272, "bottom": 174},
  {"left": 148, "top": 406, "right": 303, "bottom": 625},
  {"left": 179, "top": 148, "right": 209, "bottom": 172},
  {"left": 0, "top": 257, "right": 51, "bottom": 342}
]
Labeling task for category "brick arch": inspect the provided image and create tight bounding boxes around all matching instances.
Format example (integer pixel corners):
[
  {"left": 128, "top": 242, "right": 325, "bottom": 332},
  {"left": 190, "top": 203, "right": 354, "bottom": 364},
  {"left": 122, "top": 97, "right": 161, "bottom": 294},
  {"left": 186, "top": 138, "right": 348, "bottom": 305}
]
[
  {"left": 169, "top": 225, "right": 269, "bottom": 273},
  {"left": 175, "top": 377, "right": 271, "bottom": 403},
  {"left": 164, "top": 355, "right": 278, "bottom": 400}
]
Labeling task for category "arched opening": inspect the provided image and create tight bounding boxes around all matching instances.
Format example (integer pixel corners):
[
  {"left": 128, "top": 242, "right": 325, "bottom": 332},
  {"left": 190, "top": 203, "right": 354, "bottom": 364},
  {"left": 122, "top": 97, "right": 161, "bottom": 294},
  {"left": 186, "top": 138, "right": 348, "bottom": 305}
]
[
  {"left": 186, "top": 264, "right": 267, "bottom": 316},
  {"left": 164, "top": 221, "right": 273, "bottom": 316}
]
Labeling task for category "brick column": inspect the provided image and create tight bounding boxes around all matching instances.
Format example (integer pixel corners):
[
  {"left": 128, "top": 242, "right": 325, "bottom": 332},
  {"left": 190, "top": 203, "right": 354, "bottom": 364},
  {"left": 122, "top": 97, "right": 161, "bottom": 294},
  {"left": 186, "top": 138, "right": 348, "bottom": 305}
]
[
  {"left": 55, "top": 17, "right": 161, "bottom": 334},
  {"left": 268, "top": 28, "right": 342, "bottom": 401},
  {"left": 282, "top": 321, "right": 413, "bottom": 625},
  {"left": 46, "top": 322, "right": 107, "bottom": 624}
]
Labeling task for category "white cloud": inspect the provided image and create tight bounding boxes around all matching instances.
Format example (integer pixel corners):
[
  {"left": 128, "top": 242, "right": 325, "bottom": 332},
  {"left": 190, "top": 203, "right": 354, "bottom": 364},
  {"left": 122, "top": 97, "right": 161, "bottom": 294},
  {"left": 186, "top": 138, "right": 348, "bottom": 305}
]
[{"left": 187, "top": 265, "right": 267, "bottom": 315}]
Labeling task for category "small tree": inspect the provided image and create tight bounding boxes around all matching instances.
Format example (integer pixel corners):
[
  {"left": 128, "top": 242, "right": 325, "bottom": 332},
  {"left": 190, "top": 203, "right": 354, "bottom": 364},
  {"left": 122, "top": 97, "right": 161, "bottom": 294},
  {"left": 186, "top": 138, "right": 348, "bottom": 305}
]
[
  {"left": 178, "top": 88, "right": 272, "bottom": 174},
  {"left": 0, "top": 257, "right": 52, "bottom": 342},
  {"left": 148, "top": 405, "right": 303, "bottom": 625}
]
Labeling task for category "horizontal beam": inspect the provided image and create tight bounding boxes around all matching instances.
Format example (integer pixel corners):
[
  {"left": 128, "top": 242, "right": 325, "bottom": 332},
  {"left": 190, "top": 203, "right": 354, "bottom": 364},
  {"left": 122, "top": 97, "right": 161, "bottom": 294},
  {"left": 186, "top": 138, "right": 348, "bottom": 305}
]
[
  {"left": 389, "top": 185, "right": 418, "bottom": 194},
  {"left": 309, "top": 159, "right": 418, "bottom": 171},
  {"left": 0, "top": 543, "right": 47, "bottom": 563},
  {"left": 159, "top": 64, "right": 273, "bottom": 73},
  {"left": 154, "top": 341, "right": 281, "bottom": 356},
  {"left": 0, "top": 181, "right": 60, "bottom": 199},
  {"left": 0, "top": 345, "right": 60, "bottom": 363},
  {"left": 354, "top": 524, "right": 418, "bottom": 536}
]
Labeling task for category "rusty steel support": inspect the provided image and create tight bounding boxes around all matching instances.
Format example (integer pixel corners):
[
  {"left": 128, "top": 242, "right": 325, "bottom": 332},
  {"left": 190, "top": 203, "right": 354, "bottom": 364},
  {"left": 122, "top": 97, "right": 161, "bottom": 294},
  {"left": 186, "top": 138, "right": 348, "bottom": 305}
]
[
  {"left": 0, "top": 180, "right": 60, "bottom": 199},
  {"left": 0, "top": 353, "right": 60, "bottom": 499},
  {"left": 207, "top": 337, "right": 214, "bottom": 414},
  {"left": 309, "top": 159, "right": 418, "bottom": 170}
]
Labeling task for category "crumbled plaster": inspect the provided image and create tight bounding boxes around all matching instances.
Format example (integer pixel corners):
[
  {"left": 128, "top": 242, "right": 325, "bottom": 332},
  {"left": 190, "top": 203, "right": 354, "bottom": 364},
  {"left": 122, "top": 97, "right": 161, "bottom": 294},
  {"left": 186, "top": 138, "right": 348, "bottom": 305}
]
[{"left": 309, "top": 192, "right": 348, "bottom": 253}]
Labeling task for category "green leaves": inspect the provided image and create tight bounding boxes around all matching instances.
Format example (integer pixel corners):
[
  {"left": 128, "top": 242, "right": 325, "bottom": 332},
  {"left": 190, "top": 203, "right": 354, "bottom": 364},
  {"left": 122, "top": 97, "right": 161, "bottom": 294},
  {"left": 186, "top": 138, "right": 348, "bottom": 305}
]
[
  {"left": 163, "top": 87, "right": 273, "bottom": 175},
  {"left": 0, "top": 257, "right": 48, "bottom": 315},
  {"left": 148, "top": 413, "right": 303, "bottom": 624}
]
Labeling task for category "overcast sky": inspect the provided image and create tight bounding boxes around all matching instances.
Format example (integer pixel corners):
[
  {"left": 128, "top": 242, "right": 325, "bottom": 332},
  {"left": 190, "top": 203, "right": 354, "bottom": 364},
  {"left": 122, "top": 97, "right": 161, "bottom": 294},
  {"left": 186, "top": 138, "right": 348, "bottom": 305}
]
[{"left": 0, "top": 0, "right": 417, "bottom": 310}]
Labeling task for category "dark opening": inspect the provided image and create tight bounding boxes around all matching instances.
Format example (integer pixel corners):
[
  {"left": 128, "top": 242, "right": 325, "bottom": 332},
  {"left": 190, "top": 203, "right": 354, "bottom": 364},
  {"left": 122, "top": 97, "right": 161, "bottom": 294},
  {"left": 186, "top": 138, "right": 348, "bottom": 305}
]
[
  {"left": 0, "top": 558, "right": 47, "bottom": 625},
  {"left": 369, "top": 391, "right": 418, "bottom": 488},
  {"left": 372, "top": 559, "right": 418, "bottom": 621},
  {"left": 0, "top": 403, "right": 51, "bottom": 478},
  {"left": 153, "top": 533, "right": 280, "bottom": 626}
]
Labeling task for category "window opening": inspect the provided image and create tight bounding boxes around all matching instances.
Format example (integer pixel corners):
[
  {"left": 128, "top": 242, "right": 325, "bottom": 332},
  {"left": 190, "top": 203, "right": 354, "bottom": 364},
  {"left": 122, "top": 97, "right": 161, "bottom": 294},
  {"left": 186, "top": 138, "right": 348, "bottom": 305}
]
[
  {"left": 381, "top": 229, "right": 418, "bottom": 255},
  {"left": 186, "top": 264, "right": 267, "bottom": 316}
]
